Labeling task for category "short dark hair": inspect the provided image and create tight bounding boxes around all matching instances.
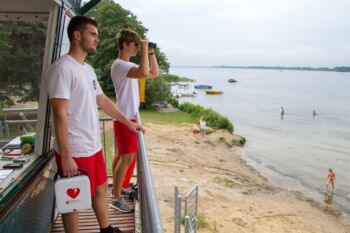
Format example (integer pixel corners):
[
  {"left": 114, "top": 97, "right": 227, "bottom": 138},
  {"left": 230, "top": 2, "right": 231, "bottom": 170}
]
[
  {"left": 67, "top": 16, "right": 98, "bottom": 42},
  {"left": 116, "top": 29, "right": 141, "bottom": 50}
]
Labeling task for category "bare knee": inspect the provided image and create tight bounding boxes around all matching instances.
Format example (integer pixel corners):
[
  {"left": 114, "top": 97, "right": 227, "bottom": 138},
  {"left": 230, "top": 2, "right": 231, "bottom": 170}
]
[
  {"left": 120, "top": 153, "right": 134, "bottom": 165},
  {"left": 94, "top": 182, "right": 108, "bottom": 197}
]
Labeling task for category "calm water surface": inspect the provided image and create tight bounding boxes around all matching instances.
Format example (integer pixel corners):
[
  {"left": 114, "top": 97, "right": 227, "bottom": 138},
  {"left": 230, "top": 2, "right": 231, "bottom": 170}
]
[{"left": 171, "top": 67, "right": 350, "bottom": 223}]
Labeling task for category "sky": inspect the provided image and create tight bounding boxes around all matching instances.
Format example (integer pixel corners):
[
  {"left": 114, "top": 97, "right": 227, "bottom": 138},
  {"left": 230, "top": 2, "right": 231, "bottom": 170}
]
[{"left": 113, "top": 0, "right": 350, "bottom": 67}]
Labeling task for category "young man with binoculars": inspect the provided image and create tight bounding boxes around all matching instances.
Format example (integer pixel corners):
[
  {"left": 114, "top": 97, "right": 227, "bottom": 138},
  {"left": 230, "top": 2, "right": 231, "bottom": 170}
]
[{"left": 110, "top": 29, "right": 159, "bottom": 212}]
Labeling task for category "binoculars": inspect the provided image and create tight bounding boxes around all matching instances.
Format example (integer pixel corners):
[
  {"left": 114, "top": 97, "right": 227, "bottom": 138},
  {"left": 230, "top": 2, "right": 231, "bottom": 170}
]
[{"left": 148, "top": 42, "right": 157, "bottom": 49}]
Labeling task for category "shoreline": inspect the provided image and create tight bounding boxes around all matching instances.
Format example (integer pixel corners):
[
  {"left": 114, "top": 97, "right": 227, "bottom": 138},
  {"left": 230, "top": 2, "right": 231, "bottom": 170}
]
[
  {"left": 242, "top": 153, "right": 350, "bottom": 225},
  {"left": 144, "top": 122, "right": 350, "bottom": 232}
]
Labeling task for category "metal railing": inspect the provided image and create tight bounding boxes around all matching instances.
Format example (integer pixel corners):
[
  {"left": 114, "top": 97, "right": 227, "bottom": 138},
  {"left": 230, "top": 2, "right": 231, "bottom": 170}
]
[
  {"left": 174, "top": 187, "right": 182, "bottom": 233},
  {"left": 136, "top": 112, "right": 164, "bottom": 233},
  {"left": 184, "top": 185, "right": 199, "bottom": 233},
  {"left": 99, "top": 117, "right": 116, "bottom": 176},
  {"left": 1, "top": 108, "right": 38, "bottom": 137},
  {"left": 98, "top": 114, "right": 164, "bottom": 233},
  {"left": 174, "top": 185, "right": 199, "bottom": 233}
]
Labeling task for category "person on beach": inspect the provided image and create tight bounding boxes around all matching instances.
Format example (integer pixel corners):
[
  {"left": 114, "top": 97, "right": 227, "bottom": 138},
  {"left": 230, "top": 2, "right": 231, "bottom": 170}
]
[
  {"left": 326, "top": 168, "right": 335, "bottom": 192},
  {"left": 46, "top": 16, "right": 144, "bottom": 233},
  {"left": 199, "top": 116, "right": 206, "bottom": 136},
  {"left": 110, "top": 29, "right": 159, "bottom": 212}
]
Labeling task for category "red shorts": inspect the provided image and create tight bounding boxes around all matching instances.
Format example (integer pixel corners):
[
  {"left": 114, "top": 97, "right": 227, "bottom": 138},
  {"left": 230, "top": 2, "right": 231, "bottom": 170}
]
[
  {"left": 55, "top": 149, "right": 107, "bottom": 196},
  {"left": 114, "top": 119, "right": 138, "bottom": 154}
]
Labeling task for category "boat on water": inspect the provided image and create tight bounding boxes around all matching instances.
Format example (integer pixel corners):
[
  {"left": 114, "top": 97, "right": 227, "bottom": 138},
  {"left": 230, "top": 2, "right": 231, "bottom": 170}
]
[
  {"left": 172, "top": 92, "right": 196, "bottom": 98},
  {"left": 228, "top": 78, "right": 237, "bottom": 83},
  {"left": 205, "top": 90, "right": 223, "bottom": 95},
  {"left": 195, "top": 84, "right": 212, "bottom": 89}
]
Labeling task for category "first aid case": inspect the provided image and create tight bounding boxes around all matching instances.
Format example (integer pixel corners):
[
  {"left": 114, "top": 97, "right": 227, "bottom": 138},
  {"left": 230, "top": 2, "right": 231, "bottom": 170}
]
[{"left": 54, "top": 170, "right": 91, "bottom": 214}]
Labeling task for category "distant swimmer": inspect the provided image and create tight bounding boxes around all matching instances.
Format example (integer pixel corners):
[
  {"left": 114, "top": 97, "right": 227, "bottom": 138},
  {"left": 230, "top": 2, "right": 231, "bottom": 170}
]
[
  {"left": 313, "top": 110, "right": 317, "bottom": 117},
  {"left": 280, "top": 106, "right": 285, "bottom": 116},
  {"left": 325, "top": 168, "right": 335, "bottom": 192}
]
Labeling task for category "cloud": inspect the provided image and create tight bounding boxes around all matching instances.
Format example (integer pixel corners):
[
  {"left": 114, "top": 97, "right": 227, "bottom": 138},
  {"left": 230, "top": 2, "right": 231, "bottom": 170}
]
[{"left": 115, "top": 0, "right": 350, "bottom": 67}]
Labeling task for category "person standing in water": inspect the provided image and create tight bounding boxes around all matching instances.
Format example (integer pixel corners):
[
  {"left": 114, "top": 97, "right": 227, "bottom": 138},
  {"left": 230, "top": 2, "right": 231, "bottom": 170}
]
[
  {"left": 326, "top": 168, "right": 335, "bottom": 192},
  {"left": 280, "top": 106, "right": 285, "bottom": 116}
]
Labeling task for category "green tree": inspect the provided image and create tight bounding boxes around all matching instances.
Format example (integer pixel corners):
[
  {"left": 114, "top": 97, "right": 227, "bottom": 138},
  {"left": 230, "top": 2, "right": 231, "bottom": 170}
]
[
  {"left": 0, "top": 21, "right": 46, "bottom": 105},
  {"left": 87, "top": 0, "right": 170, "bottom": 96}
]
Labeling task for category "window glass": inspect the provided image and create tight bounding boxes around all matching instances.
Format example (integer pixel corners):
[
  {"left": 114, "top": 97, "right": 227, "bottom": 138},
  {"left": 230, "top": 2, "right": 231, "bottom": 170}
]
[{"left": 0, "top": 21, "right": 47, "bottom": 146}]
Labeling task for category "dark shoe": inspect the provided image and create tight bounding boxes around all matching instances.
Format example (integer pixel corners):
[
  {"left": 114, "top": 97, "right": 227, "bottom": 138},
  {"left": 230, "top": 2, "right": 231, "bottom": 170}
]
[
  {"left": 113, "top": 227, "right": 134, "bottom": 233},
  {"left": 112, "top": 227, "right": 122, "bottom": 233},
  {"left": 121, "top": 187, "right": 133, "bottom": 196}
]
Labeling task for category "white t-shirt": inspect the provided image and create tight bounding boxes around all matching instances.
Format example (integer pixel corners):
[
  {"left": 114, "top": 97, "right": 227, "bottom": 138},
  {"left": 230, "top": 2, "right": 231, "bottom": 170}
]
[
  {"left": 199, "top": 121, "right": 206, "bottom": 130},
  {"left": 46, "top": 54, "right": 103, "bottom": 157},
  {"left": 111, "top": 59, "right": 139, "bottom": 119}
]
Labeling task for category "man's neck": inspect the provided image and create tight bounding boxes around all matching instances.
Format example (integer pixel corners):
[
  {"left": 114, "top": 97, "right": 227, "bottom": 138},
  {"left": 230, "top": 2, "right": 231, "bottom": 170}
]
[
  {"left": 68, "top": 47, "right": 87, "bottom": 64},
  {"left": 118, "top": 51, "right": 131, "bottom": 61}
]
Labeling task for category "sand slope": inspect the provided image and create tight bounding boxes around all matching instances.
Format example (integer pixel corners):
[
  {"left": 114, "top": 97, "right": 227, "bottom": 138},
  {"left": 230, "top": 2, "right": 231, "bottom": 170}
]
[{"left": 144, "top": 122, "right": 350, "bottom": 233}]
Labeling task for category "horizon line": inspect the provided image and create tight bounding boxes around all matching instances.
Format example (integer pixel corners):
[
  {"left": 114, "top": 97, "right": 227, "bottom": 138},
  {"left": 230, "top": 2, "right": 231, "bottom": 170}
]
[{"left": 170, "top": 65, "right": 350, "bottom": 70}]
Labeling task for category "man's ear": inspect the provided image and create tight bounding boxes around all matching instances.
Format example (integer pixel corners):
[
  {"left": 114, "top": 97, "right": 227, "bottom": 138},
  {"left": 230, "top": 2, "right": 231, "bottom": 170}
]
[
  {"left": 123, "top": 42, "right": 128, "bottom": 49},
  {"left": 73, "top": 30, "right": 81, "bottom": 41}
]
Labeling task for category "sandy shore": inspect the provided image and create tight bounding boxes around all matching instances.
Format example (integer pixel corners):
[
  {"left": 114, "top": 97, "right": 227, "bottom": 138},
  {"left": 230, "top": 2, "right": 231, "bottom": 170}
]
[{"left": 144, "top": 122, "right": 350, "bottom": 233}]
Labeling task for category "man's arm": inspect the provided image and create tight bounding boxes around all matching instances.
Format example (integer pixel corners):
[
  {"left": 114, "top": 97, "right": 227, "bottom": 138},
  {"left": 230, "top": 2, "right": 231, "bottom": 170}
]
[
  {"left": 148, "top": 52, "right": 160, "bottom": 78},
  {"left": 127, "top": 40, "right": 159, "bottom": 79},
  {"left": 96, "top": 93, "right": 145, "bottom": 133},
  {"left": 51, "top": 99, "right": 78, "bottom": 177}
]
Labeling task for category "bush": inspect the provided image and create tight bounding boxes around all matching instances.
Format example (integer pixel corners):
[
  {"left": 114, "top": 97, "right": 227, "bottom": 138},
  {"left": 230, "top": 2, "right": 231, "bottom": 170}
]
[
  {"left": 166, "top": 96, "right": 180, "bottom": 108},
  {"left": 143, "top": 77, "right": 170, "bottom": 108},
  {"left": 161, "top": 73, "right": 194, "bottom": 82},
  {"left": 179, "top": 102, "right": 234, "bottom": 133}
]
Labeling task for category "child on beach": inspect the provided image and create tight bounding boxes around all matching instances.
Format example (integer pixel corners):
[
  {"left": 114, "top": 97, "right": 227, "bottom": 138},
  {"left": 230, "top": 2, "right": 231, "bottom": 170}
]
[
  {"left": 199, "top": 117, "right": 206, "bottom": 136},
  {"left": 110, "top": 29, "right": 159, "bottom": 212},
  {"left": 326, "top": 168, "right": 335, "bottom": 192}
]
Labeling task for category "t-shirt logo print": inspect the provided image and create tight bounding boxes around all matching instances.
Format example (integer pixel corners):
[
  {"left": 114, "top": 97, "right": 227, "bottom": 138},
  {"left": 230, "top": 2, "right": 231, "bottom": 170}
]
[{"left": 93, "top": 80, "right": 97, "bottom": 90}]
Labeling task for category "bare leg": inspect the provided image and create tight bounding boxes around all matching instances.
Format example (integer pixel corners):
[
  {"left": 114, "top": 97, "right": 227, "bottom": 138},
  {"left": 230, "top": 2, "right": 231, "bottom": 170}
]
[
  {"left": 62, "top": 212, "right": 79, "bottom": 233},
  {"left": 326, "top": 179, "right": 329, "bottom": 192},
  {"left": 113, "top": 153, "right": 134, "bottom": 198},
  {"left": 92, "top": 182, "right": 110, "bottom": 228},
  {"left": 112, "top": 153, "right": 121, "bottom": 196}
]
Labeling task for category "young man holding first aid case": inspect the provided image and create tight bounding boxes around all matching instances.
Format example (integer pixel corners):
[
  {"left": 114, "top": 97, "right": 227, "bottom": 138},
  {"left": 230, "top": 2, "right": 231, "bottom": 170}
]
[{"left": 46, "top": 16, "right": 144, "bottom": 233}]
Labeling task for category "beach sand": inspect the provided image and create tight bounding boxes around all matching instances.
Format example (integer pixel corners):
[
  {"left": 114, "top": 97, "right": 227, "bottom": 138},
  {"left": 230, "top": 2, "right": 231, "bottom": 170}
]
[{"left": 144, "top": 122, "right": 350, "bottom": 233}]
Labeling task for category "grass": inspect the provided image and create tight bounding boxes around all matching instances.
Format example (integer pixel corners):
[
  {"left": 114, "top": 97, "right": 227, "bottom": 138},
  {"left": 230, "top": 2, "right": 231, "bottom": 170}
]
[
  {"left": 181, "top": 212, "right": 218, "bottom": 232},
  {"left": 197, "top": 212, "right": 210, "bottom": 229},
  {"left": 140, "top": 109, "right": 197, "bottom": 125},
  {"left": 161, "top": 73, "right": 194, "bottom": 82},
  {"left": 101, "top": 108, "right": 197, "bottom": 176},
  {"left": 214, "top": 177, "right": 236, "bottom": 188}
]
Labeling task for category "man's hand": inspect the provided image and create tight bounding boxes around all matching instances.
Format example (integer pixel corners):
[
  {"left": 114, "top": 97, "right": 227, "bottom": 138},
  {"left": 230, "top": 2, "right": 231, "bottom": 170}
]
[
  {"left": 140, "top": 40, "right": 148, "bottom": 50},
  {"left": 128, "top": 122, "right": 146, "bottom": 134},
  {"left": 61, "top": 156, "right": 78, "bottom": 177}
]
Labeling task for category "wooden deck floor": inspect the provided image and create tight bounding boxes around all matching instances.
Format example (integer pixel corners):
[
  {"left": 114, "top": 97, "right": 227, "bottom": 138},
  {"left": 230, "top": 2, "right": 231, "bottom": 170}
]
[{"left": 50, "top": 186, "right": 135, "bottom": 233}]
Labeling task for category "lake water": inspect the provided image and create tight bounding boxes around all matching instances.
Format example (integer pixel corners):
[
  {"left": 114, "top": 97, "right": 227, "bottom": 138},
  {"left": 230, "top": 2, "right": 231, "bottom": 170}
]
[{"left": 170, "top": 67, "right": 350, "bottom": 223}]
